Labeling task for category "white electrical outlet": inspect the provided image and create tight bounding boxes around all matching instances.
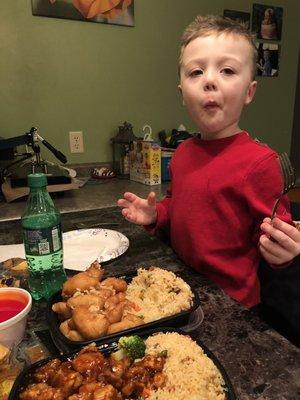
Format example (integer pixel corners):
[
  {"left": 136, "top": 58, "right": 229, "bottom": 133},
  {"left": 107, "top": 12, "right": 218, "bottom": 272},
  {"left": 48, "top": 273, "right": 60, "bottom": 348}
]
[{"left": 69, "top": 131, "right": 84, "bottom": 153}]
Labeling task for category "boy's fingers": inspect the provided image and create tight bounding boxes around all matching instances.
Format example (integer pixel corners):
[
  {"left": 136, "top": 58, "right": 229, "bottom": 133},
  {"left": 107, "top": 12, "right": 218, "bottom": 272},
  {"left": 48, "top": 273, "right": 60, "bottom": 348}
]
[
  {"left": 268, "top": 218, "right": 300, "bottom": 244},
  {"left": 123, "top": 192, "right": 139, "bottom": 202},
  {"left": 117, "top": 198, "right": 133, "bottom": 209},
  {"left": 259, "top": 234, "right": 290, "bottom": 258},
  {"left": 122, "top": 208, "right": 130, "bottom": 218},
  {"left": 147, "top": 191, "right": 156, "bottom": 207},
  {"left": 259, "top": 235, "right": 279, "bottom": 257},
  {"left": 117, "top": 199, "right": 126, "bottom": 207},
  {"left": 259, "top": 245, "right": 278, "bottom": 264},
  {"left": 268, "top": 229, "right": 297, "bottom": 254},
  {"left": 263, "top": 217, "right": 271, "bottom": 223},
  {"left": 122, "top": 208, "right": 136, "bottom": 223},
  {"left": 260, "top": 221, "right": 290, "bottom": 241},
  {"left": 271, "top": 217, "right": 300, "bottom": 240},
  {"left": 259, "top": 244, "right": 290, "bottom": 265}
]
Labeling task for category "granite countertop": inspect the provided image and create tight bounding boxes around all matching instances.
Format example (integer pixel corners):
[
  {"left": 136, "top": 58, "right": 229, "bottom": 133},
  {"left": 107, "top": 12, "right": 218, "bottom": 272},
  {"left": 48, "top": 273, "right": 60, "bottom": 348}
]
[
  {"left": 1, "top": 206, "right": 299, "bottom": 400},
  {"left": 0, "top": 177, "right": 169, "bottom": 221}
]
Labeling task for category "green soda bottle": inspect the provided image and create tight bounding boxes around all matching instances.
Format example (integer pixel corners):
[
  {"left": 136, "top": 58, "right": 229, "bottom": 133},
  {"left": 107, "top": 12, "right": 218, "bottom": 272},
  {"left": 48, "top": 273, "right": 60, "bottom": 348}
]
[{"left": 21, "top": 173, "right": 66, "bottom": 300}]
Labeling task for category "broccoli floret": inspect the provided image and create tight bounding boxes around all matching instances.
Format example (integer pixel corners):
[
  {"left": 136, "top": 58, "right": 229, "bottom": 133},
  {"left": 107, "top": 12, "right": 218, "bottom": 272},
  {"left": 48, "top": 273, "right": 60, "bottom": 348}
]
[{"left": 118, "top": 335, "right": 146, "bottom": 360}]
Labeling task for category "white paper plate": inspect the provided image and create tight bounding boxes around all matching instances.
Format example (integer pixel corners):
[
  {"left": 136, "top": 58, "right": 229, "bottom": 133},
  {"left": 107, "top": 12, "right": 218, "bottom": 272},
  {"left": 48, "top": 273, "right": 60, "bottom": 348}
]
[
  {"left": 0, "top": 229, "right": 129, "bottom": 271},
  {"left": 63, "top": 229, "right": 129, "bottom": 271}
]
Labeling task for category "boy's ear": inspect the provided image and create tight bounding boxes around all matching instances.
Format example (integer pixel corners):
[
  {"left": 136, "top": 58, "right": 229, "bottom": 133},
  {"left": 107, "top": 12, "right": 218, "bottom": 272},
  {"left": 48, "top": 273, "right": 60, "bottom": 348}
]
[
  {"left": 245, "top": 80, "right": 257, "bottom": 105},
  {"left": 178, "top": 84, "right": 185, "bottom": 106}
]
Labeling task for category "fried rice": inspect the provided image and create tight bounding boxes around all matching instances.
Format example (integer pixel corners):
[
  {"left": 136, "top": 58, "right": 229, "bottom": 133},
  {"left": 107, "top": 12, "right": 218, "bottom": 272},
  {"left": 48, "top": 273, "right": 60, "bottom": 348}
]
[
  {"left": 126, "top": 267, "right": 194, "bottom": 323},
  {"left": 145, "top": 332, "right": 226, "bottom": 400}
]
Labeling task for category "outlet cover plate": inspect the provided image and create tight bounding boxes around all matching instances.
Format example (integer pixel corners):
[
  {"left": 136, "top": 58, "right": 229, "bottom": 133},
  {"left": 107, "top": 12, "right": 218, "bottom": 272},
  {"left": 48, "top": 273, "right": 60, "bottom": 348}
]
[{"left": 69, "top": 131, "right": 84, "bottom": 153}]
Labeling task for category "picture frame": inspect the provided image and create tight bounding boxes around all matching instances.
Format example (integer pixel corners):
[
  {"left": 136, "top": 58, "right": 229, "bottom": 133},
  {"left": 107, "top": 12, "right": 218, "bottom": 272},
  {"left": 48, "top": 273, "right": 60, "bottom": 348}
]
[
  {"left": 252, "top": 3, "right": 283, "bottom": 41},
  {"left": 31, "top": 0, "right": 134, "bottom": 27},
  {"left": 255, "top": 42, "right": 280, "bottom": 77},
  {"left": 223, "top": 9, "right": 251, "bottom": 30}
]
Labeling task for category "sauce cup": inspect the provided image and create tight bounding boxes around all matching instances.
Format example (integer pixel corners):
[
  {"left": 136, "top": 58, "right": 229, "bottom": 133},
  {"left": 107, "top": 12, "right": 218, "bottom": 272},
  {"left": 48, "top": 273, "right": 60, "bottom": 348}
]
[{"left": 0, "top": 288, "right": 32, "bottom": 348}]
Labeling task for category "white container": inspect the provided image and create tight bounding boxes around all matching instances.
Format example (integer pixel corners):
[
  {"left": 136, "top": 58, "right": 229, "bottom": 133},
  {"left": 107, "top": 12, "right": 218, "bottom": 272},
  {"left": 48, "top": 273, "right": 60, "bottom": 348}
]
[{"left": 0, "top": 288, "right": 32, "bottom": 348}]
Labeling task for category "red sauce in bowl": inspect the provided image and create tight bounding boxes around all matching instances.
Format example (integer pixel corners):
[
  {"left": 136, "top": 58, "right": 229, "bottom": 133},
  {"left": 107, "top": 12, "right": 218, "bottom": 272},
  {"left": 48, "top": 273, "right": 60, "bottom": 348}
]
[{"left": 0, "top": 292, "right": 27, "bottom": 323}]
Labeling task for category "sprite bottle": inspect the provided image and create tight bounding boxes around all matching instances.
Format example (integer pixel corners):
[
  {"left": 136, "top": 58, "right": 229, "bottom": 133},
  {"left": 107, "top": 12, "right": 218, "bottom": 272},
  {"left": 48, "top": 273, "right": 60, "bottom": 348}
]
[{"left": 21, "top": 173, "right": 66, "bottom": 300}]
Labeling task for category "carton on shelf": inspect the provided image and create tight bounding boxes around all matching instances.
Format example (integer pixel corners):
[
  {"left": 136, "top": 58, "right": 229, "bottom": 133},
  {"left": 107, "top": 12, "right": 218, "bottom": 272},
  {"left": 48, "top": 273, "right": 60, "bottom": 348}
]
[
  {"left": 130, "top": 141, "right": 161, "bottom": 185},
  {"left": 161, "top": 148, "right": 175, "bottom": 181}
]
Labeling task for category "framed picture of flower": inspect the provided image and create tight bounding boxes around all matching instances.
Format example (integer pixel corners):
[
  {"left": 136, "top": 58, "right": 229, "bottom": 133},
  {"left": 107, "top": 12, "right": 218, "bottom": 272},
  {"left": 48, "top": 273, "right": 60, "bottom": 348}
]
[{"left": 31, "top": 0, "right": 134, "bottom": 27}]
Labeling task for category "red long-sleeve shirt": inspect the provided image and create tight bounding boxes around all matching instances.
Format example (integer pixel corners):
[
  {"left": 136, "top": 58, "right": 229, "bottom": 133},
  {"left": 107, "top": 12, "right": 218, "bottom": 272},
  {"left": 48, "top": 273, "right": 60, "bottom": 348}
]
[{"left": 149, "top": 132, "right": 292, "bottom": 308}]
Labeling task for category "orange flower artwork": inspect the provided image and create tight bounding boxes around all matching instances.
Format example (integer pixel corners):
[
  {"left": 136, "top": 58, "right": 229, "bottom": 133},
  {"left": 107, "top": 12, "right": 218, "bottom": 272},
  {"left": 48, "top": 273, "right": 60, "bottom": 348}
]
[{"left": 31, "top": 0, "right": 134, "bottom": 27}]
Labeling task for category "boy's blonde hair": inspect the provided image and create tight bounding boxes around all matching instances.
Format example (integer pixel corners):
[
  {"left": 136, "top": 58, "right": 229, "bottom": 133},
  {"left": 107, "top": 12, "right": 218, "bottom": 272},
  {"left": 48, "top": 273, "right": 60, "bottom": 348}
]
[{"left": 179, "top": 15, "right": 258, "bottom": 80}]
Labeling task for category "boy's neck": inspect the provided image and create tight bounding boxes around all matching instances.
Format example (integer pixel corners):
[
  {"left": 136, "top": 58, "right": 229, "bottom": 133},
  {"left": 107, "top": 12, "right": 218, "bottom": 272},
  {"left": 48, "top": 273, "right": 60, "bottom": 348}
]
[{"left": 200, "top": 125, "right": 242, "bottom": 140}]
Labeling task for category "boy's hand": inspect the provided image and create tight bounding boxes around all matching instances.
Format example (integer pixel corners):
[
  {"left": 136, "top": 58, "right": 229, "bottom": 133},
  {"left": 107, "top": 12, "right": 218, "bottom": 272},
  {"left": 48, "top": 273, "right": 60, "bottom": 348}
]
[
  {"left": 259, "top": 217, "right": 300, "bottom": 265},
  {"left": 117, "top": 191, "right": 157, "bottom": 226}
]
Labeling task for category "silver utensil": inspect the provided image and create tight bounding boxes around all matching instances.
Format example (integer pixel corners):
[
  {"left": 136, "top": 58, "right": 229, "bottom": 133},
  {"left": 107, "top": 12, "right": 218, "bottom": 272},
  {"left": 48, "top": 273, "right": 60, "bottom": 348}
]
[{"left": 271, "top": 152, "right": 296, "bottom": 220}]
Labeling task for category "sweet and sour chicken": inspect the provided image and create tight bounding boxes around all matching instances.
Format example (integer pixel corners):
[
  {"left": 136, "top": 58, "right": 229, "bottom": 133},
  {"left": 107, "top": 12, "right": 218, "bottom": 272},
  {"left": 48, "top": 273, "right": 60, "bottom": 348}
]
[{"left": 20, "top": 344, "right": 166, "bottom": 400}]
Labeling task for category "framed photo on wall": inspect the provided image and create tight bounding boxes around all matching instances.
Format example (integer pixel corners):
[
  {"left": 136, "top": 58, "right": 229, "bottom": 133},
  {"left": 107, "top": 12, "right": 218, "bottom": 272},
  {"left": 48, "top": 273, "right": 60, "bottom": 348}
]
[
  {"left": 252, "top": 3, "right": 283, "bottom": 40},
  {"left": 255, "top": 42, "right": 280, "bottom": 77},
  {"left": 31, "top": 0, "right": 134, "bottom": 27},
  {"left": 223, "top": 9, "right": 251, "bottom": 30}
]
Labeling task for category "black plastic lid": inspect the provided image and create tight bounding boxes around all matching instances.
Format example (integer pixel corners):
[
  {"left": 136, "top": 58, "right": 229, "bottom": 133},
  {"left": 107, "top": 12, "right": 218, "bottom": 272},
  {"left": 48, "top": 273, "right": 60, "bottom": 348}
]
[{"left": 27, "top": 173, "right": 47, "bottom": 188}]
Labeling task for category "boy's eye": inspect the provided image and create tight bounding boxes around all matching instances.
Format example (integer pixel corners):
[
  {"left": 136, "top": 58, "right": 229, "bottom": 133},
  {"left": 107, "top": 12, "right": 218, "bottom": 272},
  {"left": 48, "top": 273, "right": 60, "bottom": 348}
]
[
  {"left": 190, "top": 69, "right": 203, "bottom": 77},
  {"left": 221, "top": 68, "right": 235, "bottom": 75}
]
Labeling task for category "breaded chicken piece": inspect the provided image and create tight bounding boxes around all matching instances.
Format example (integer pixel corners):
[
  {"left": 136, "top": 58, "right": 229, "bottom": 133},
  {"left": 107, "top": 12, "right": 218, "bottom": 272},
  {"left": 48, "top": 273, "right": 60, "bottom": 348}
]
[
  {"left": 72, "top": 305, "right": 109, "bottom": 340},
  {"left": 67, "top": 294, "right": 105, "bottom": 309},
  {"left": 100, "top": 278, "right": 127, "bottom": 293},
  {"left": 62, "top": 263, "right": 104, "bottom": 297},
  {"left": 107, "top": 313, "right": 144, "bottom": 335}
]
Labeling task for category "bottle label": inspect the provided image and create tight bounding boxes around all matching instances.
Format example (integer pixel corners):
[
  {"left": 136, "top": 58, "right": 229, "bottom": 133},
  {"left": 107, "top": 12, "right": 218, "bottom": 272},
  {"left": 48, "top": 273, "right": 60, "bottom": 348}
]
[{"left": 23, "top": 224, "right": 63, "bottom": 256}]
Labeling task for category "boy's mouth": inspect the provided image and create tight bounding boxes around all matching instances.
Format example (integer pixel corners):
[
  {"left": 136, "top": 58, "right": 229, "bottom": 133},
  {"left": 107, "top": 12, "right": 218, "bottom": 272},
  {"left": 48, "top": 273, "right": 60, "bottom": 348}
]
[{"left": 203, "top": 100, "right": 219, "bottom": 110}]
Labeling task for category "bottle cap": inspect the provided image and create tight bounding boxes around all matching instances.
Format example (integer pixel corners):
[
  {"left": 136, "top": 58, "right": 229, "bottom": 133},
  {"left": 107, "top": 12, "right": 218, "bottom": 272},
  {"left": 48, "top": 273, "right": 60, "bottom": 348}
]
[{"left": 27, "top": 173, "right": 47, "bottom": 188}]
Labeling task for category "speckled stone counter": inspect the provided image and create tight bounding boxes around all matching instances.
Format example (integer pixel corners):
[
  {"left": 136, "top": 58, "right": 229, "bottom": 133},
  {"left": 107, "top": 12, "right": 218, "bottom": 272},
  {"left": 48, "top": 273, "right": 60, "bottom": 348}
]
[
  {"left": 1, "top": 206, "right": 299, "bottom": 400},
  {"left": 0, "top": 178, "right": 168, "bottom": 221}
]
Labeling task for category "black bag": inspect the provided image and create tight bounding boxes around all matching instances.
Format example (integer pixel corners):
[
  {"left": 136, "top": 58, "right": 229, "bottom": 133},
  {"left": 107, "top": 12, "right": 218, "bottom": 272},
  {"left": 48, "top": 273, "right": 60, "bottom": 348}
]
[{"left": 158, "top": 129, "right": 192, "bottom": 149}]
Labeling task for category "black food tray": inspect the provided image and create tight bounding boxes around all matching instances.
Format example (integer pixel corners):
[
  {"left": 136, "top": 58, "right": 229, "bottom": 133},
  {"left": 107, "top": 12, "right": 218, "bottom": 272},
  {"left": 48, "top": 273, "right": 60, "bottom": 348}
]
[
  {"left": 9, "top": 327, "right": 236, "bottom": 400},
  {"left": 47, "top": 271, "right": 201, "bottom": 351}
]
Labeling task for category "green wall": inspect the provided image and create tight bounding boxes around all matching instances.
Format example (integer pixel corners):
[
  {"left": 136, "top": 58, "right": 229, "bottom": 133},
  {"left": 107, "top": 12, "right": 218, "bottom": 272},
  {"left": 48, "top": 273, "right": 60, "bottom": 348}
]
[{"left": 0, "top": 0, "right": 299, "bottom": 164}]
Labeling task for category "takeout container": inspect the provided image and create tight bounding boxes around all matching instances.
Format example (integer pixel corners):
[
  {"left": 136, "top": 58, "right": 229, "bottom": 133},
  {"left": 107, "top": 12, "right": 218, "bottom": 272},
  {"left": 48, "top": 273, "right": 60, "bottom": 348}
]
[
  {"left": 9, "top": 327, "right": 236, "bottom": 400},
  {"left": 47, "top": 271, "right": 201, "bottom": 351},
  {"left": 0, "top": 288, "right": 32, "bottom": 348}
]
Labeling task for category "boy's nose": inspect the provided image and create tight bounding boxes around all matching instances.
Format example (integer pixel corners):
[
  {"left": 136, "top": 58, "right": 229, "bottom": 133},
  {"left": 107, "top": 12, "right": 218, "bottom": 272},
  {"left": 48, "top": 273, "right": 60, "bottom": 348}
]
[
  {"left": 203, "top": 71, "right": 217, "bottom": 91},
  {"left": 204, "top": 82, "right": 217, "bottom": 91}
]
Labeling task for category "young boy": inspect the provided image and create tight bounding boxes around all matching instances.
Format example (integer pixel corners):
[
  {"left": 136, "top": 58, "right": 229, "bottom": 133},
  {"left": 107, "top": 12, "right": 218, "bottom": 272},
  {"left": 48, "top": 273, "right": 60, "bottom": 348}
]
[{"left": 117, "top": 15, "right": 300, "bottom": 309}]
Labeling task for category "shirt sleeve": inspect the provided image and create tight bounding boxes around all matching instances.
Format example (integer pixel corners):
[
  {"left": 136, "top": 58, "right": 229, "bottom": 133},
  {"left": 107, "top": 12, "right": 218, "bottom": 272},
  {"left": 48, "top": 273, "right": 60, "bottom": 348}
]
[{"left": 243, "top": 152, "right": 293, "bottom": 243}]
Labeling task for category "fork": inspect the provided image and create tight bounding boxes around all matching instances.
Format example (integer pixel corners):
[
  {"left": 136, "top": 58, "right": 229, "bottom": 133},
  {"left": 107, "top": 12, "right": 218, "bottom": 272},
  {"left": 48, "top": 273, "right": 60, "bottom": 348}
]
[{"left": 270, "top": 152, "right": 296, "bottom": 220}]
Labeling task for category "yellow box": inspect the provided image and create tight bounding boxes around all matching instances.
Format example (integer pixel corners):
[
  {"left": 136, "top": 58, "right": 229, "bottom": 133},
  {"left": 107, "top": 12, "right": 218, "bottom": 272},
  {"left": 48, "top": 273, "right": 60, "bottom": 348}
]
[{"left": 130, "top": 141, "right": 161, "bottom": 185}]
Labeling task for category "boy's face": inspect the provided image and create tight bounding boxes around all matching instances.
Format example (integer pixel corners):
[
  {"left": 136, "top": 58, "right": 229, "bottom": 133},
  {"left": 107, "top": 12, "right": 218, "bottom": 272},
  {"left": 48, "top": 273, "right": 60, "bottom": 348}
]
[{"left": 179, "top": 33, "right": 257, "bottom": 139}]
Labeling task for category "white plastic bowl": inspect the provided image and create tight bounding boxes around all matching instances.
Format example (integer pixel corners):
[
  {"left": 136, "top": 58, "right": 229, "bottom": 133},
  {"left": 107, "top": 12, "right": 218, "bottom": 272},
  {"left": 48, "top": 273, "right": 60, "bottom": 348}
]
[{"left": 0, "top": 287, "right": 32, "bottom": 348}]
